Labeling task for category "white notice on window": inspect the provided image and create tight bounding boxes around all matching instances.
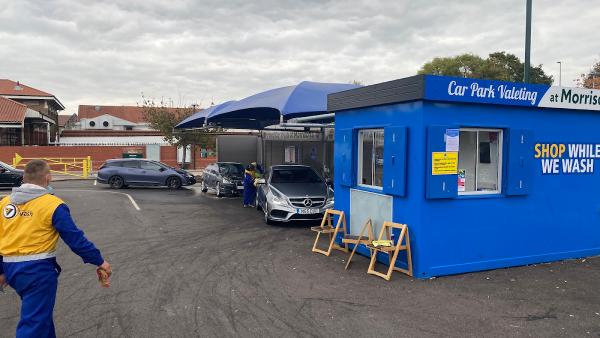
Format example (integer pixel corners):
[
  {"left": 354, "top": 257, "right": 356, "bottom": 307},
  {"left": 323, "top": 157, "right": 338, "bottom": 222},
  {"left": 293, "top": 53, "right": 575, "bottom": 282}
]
[{"left": 445, "top": 129, "right": 460, "bottom": 152}]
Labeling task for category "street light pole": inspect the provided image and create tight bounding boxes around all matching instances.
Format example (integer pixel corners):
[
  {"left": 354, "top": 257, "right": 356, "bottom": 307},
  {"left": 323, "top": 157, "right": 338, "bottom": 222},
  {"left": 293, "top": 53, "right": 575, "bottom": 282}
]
[
  {"left": 524, "top": 0, "right": 532, "bottom": 83},
  {"left": 557, "top": 61, "right": 562, "bottom": 86}
]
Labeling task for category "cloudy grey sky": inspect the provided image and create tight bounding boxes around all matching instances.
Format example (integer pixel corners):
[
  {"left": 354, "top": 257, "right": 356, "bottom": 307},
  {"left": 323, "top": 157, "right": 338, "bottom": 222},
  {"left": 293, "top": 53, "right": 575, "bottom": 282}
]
[{"left": 1, "top": 0, "right": 598, "bottom": 113}]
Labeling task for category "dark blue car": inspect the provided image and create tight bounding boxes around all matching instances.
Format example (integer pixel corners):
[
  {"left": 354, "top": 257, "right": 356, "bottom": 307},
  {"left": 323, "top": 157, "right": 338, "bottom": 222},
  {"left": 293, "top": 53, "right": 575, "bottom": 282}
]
[{"left": 97, "top": 159, "right": 196, "bottom": 189}]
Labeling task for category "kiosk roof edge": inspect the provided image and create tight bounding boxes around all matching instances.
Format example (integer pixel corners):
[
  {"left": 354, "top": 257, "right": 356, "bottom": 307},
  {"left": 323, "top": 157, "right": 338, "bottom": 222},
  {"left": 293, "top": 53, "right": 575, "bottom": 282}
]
[{"left": 328, "top": 75, "right": 600, "bottom": 113}]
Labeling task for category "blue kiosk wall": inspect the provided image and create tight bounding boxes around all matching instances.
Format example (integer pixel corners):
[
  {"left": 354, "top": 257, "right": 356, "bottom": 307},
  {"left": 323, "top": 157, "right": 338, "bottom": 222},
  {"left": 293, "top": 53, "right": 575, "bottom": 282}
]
[{"left": 330, "top": 75, "right": 600, "bottom": 278}]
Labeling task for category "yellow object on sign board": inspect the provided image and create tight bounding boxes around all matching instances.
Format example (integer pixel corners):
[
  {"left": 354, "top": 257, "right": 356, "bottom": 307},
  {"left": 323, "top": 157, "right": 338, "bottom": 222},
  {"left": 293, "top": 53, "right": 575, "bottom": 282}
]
[{"left": 432, "top": 152, "right": 458, "bottom": 175}]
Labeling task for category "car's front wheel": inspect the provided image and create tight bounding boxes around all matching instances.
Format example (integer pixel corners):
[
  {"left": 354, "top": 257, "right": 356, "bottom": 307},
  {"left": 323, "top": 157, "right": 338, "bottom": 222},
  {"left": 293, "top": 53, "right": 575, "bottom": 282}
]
[
  {"left": 167, "top": 177, "right": 182, "bottom": 190},
  {"left": 216, "top": 182, "right": 222, "bottom": 198},
  {"left": 109, "top": 176, "right": 124, "bottom": 189},
  {"left": 263, "top": 205, "right": 274, "bottom": 225}
]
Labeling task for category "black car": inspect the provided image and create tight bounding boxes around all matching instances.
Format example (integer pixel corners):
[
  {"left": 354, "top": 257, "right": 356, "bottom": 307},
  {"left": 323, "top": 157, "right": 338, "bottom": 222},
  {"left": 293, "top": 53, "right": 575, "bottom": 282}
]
[
  {"left": 201, "top": 162, "right": 245, "bottom": 197},
  {"left": 0, "top": 161, "right": 23, "bottom": 188}
]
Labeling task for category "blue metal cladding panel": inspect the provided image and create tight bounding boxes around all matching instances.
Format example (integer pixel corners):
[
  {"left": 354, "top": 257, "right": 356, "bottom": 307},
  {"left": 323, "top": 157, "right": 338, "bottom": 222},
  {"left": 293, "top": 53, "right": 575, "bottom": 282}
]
[
  {"left": 505, "top": 129, "right": 533, "bottom": 195},
  {"left": 426, "top": 125, "right": 458, "bottom": 199},
  {"left": 338, "top": 128, "right": 354, "bottom": 187},
  {"left": 419, "top": 101, "right": 600, "bottom": 278},
  {"left": 383, "top": 126, "right": 407, "bottom": 196},
  {"left": 334, "top": 102, "right": 427, "bottom": 276}
]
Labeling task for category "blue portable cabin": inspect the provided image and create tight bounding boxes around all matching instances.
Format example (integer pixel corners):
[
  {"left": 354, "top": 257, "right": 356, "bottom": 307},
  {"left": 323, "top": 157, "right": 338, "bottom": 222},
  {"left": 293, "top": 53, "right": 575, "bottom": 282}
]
[{"left": 329, "top": 74, "right": 600, "bottom": 279}]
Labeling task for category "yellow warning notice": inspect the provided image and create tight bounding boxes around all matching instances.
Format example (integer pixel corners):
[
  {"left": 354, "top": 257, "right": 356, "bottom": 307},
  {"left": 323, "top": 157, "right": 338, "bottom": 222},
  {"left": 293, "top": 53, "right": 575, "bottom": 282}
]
[{"left": 432, "top": 152, "right": 458, "bottom": 175}]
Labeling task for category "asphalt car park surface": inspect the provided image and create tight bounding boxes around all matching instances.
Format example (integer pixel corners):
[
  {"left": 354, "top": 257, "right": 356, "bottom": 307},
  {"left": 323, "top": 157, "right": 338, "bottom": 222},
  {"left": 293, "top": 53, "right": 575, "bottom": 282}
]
[{"left": 0, "top": 181, "right": 599, "bottom": 337}]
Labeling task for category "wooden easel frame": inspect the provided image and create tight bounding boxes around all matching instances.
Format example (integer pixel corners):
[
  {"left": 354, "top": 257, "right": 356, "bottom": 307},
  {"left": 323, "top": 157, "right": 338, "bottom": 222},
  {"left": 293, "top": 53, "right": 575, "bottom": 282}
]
[
  {"left": 367, "top": 221, "right": 413, "bottom": 280},
  {"left": 342, "top": 219, "right": 375, "bottom": 270},
  {"left": 311, "top": 209, "right": 348, "bottom": 256}
]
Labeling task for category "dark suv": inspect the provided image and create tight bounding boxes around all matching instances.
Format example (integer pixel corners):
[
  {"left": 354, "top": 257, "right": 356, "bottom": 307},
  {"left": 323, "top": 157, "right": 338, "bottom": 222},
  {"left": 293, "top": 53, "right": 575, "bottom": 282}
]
[
  {"left": 201, "top": 162, "right": 245, "bottom": 197},
  {"left": 97, "top": 159, "right": 196, "bottom": 189},
  {"left": 0, "top": 161, "right": 23, "bottom": 188}
]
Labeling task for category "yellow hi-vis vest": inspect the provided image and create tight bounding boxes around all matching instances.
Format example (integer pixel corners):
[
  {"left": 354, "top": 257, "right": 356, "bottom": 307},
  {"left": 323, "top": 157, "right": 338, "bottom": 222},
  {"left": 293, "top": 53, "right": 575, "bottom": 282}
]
[{"left": 0, "top": 194, "right": 64, "bottom": 256}]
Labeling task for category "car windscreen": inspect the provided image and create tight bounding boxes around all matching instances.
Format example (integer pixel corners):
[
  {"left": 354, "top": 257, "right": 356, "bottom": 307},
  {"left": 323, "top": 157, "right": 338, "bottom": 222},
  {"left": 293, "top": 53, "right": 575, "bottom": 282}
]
[
  {"left": 270, "top": 168, "right": 323, "bottom": 184},
  {"left": 0, "top": 161, "right": 17, "bottom": 171},
  {"left": 219, "top": 163, "right": 244, "bottom": 176}
]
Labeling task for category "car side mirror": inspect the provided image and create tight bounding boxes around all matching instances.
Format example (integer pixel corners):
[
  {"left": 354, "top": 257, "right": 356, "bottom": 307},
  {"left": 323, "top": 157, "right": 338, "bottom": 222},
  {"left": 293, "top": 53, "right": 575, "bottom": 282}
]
[
  {"left": 159, "top": 167, "right": 166, "bottom": 172},
  {"left": 256, "top": 178, "right": 266, "bottom": 185},
  {"left": 325, "top": 178, "right": 333, "bottom": 187}
]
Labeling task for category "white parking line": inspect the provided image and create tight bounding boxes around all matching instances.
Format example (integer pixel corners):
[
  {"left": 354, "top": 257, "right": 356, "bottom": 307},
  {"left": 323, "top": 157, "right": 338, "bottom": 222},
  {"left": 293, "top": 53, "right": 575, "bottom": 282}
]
[
  {"left": 126, "top": 194, "right": 141, "bottom": 211},
  {"left": 57, "top": 189, "right": 141, "bottom": 211},
  {"left": 94, "top": 180, "right": 97, "bottom": 186}
]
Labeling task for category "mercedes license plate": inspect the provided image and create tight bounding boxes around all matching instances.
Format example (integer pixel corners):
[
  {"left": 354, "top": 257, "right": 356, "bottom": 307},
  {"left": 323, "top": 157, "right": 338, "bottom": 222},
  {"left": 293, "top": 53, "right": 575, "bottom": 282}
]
[
  {"left": 237, "top": 185, "right": 244, "bottom": 190},
  {"left": 297, "top": 208, "right": 319, "bottom": 215}
]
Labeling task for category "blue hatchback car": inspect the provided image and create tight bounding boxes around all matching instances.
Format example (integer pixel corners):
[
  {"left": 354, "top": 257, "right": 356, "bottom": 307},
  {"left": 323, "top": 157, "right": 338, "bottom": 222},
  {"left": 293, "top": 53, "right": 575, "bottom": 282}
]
[{"left": 97, "top": 159, "right": 196, "bottom": 189}]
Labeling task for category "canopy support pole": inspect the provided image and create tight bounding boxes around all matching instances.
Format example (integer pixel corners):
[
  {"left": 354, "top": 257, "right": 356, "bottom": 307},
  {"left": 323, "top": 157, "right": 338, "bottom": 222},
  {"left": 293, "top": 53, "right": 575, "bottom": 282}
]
[{"left": 322, "top": 127, "right": 327, "bottom": 178}]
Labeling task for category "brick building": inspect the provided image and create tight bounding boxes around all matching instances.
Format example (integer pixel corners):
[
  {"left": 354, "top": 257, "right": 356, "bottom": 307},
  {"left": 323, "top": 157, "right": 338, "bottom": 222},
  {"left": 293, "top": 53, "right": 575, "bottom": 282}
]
[
  {"left": 58, "top": 113, "right": 78, "bottom": 135},
  {"left": 75, "top": 105, "right": 155, "bottom": 131},
  {"left": 0, "top": 79, "right": 64, "bottom": 145}
]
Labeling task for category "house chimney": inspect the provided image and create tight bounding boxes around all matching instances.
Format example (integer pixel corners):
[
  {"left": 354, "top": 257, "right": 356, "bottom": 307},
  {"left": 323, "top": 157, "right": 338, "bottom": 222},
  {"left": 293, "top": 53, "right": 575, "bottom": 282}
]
[{"left": 14, "top": 81, "right": 22, "bottom": 91}]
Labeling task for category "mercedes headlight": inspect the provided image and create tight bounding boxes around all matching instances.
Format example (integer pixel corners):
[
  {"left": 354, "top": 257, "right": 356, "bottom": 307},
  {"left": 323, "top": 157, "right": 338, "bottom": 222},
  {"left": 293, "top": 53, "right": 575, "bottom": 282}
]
[
  {"left": 326, "top": 189, "right": 335, "bottom": 205},
  {"left": 222, "top": 178, "right": 232, "bottom": 184},
  {"left": 270, "top": 192, "right": 288, "bottom": 206},
  {"left": 272, "top": 196, "right": 286, "bottom": 205}
]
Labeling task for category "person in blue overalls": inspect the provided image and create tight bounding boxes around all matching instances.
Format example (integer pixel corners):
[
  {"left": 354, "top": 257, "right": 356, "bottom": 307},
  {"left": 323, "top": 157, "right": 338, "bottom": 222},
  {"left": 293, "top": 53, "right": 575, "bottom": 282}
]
[
  {"left": 242, "top": 164, "right": 257, "bottom": 208},
  {"left": 0, "top": 160, "right": 111, "bottom": 338}
]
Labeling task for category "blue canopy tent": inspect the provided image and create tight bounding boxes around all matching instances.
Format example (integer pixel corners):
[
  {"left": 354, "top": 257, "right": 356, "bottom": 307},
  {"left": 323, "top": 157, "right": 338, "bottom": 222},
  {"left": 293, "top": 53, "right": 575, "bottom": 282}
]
[
  {"left": 206, "top": 81, "right": 359, "bottom": 129},
  {"left": 174, "top": 101, "right": 236, "bottom": 129}
]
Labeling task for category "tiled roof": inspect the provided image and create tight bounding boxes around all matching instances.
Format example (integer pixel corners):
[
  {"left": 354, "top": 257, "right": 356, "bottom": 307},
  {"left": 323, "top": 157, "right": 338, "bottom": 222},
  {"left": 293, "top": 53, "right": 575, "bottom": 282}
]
[
  {"left": 58, "top": 114, "right": 78, "bottom": 127},
  {"left": 78, "top": 105, "right": 190, "bottom": 124},
  {"left": 0, "top": 79, "right": 53, "bottom": 97},
  {"left": 0, "top": 96, "right": 27, "bottom": 123}
]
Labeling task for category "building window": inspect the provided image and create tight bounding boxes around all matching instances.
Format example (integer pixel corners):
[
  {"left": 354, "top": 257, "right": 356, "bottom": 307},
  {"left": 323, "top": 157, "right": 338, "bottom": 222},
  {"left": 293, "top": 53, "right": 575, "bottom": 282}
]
[
  {"left": 89, "top": 121, "right": 96, "bottom": 127},
  {"left": 284, "top": 146, "right": 297, "bottom": 163},
  {"left": 177, "top": 145, "right": 192, "bottom": 164},
  {"left": 358, "top": 129, "right": 384, "bottom": 188},
  {"left": 125, "top": 126, "right": 133, "bottom": 131},
  {"left": 458, "top": 128, "right": 503, "bottom": 195},
  {"left": 0, "top": 128, "right": 20, "bottom": 146}
]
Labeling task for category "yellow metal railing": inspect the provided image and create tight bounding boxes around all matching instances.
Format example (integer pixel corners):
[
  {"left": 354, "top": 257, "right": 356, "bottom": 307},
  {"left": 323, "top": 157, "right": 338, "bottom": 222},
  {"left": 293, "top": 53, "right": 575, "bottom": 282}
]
[{"left": 13, "top": 153, "right": 93, "bottom": 178}]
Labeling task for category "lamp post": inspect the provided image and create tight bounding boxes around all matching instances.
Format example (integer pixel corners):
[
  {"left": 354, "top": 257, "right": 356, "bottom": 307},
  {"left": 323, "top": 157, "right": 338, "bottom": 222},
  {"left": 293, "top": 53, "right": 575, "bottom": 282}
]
[
  {"left": 524, "top": 0, "right": 532, "bottom": 83},
  {"left": 556, "top": 61, "right": 562, "bottom": 86}
]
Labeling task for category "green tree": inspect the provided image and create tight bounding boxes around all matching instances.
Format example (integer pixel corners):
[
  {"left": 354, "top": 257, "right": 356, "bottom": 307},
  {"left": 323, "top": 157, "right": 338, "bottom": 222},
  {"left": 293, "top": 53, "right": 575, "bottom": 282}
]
[
  {"left": 576, "top": 60, "right": 600, "bottom": 89},
  {"left": 419, "top": 53, "right": 486, "bottom": 78},
  {"left": 141, "top": 97, "right": 219, "bottom": 168},
  {"left": 418, "top": 52, "right": 553, "bottom": 85}
]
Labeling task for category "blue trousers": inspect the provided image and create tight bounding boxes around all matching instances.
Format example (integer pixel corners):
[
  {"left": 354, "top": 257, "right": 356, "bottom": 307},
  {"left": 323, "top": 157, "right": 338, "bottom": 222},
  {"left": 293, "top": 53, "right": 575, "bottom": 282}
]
[
  {"left": 243, "top": 186, "right": 256, "bottom": 206},
  {"left": 3, "top": 258, "right": 60, "bottom": 338}
]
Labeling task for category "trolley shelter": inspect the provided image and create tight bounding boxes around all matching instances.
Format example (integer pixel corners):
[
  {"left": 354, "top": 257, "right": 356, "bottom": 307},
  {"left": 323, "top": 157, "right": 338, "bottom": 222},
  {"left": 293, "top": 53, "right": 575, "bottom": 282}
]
[{"left": 329, "top": 74, "right": 600, "bottom": 278}]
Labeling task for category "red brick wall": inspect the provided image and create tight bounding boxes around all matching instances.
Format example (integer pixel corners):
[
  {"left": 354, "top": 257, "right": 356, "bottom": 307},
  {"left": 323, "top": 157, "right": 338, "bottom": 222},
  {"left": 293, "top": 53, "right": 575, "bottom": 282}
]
[{"left": 0, "top": 146, "right": 215, "bottom": 171}]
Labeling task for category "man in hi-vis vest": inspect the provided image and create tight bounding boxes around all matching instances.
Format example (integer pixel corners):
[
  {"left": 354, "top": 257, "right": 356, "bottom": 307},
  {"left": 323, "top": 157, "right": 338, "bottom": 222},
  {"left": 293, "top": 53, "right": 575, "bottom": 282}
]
[{"left": 0, "top": 160, "right": 111, "bottom": 338}]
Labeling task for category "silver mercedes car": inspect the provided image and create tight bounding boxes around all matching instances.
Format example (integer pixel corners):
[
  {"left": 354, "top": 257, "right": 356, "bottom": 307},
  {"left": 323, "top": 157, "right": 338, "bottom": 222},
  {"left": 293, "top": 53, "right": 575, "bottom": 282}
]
[{"left": 256, "top": 165, "right": 334, "bottom": 224}]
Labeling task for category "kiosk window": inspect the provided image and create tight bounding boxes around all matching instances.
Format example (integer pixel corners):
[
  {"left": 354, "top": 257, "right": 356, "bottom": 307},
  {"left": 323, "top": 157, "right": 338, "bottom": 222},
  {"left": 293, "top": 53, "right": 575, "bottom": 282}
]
[
  {"left": 358, "top": 129, "right": 384, "bottom": 188},
  {"left": 458, "top": 128, "right": 502, "bottom": 194}
]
